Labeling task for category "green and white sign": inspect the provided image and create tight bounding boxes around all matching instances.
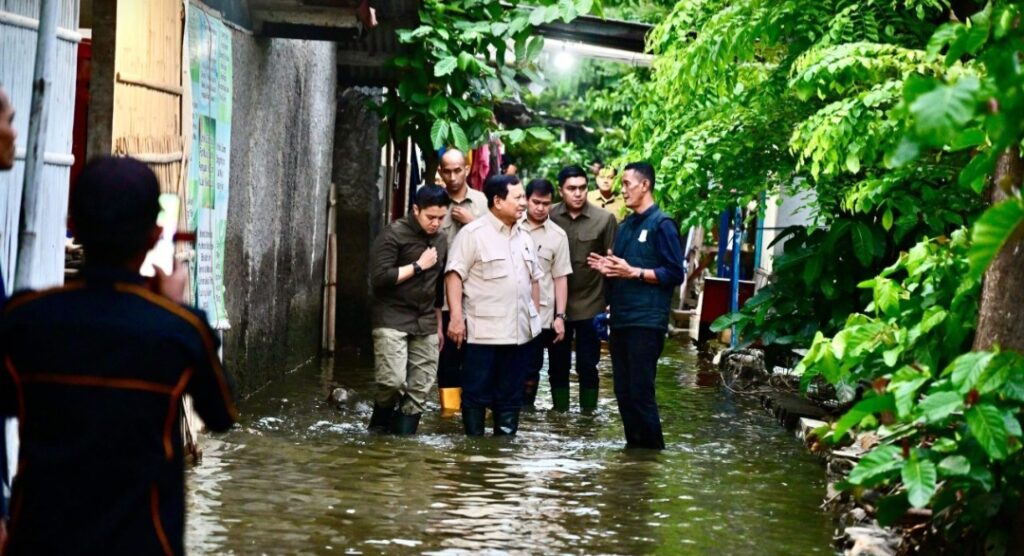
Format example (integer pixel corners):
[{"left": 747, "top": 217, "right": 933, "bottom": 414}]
[{"left": 187, "top": 3, "right": 232, "bottom": 329}]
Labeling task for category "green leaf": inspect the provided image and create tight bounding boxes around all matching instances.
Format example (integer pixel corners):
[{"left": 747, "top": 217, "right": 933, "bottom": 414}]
[
  {"left": 710, "top": 311, "right": 745, "bottom": 332},
  {"left": 848, "top": 445, "right": 902, "bottom": 486},
  {"left": 874, "top": 278, "right": 900, "bottom": 316},
  {"left": 968, "top": 200, "right": 1024, "bottom": 280},
  {"left": 528, "top": 7, "right": 547, "bottom": 26},
  {"left": 937, "top": 455, "right": 971, "bottom": 476},
  {"left": 945, "top": 351, "right": 994, "bottom": 394},
  {"left": 834, "top": 395, "right": 895, "bottom": 439},
  {"left": 457, "top": 51, "right": 477, "bottom": 72},
  {"left": 918, "top": 391, "right": 962, "bottom": 423},
  {"left": 527, "top": 127, "right": 556, "bottom": 141},
  {"left": 449, "top": 121, "right": 470, "bottom": 154},
  {"left": 882, "top": 208, "right": 894, "bottom": 231},
  {"left": 428, "top": 96, "right": 448, "bottom": 118},
  {"left": 575, "top": 0, "right": 594, "bottom": 15},
  {"left": 959, "top": 150, "right": 998, "bottom": 193},
  {"left": 919, "top": 306, "right": 947, "bottom": 334},
  {"left": 966, "top": 404, "right": 1009, "bottom": 460},
  {"left": 909, "top": 76, "right": 980, "bottom": 145},
  {"left": 434, "top": 56, "right": 458, "bottom": 77},
  {"left": 526, "top": 36, "right": 545, "bottom": 61},
  {"left": 876, "top": 493, "right": 910, "bottom": 526},
  {"left": 851, "top": 222, "right": 875, "bottom": 267},
  {"left": 902, "top": 456, "right": 937, "bottom": 508},
  {"left": 948, "top": 128, "right": 987, "bottom": 151},
  {"left": 803, "top": 254, "right": 823, "bottom": 286},
  {"left": 430, "top": 119, "right": 450, "bottom": 149}
]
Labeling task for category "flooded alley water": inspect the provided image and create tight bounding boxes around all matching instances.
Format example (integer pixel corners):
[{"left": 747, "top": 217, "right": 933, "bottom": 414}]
[{"left": 186, "top": 342, "right": 836, "bottom": 555}]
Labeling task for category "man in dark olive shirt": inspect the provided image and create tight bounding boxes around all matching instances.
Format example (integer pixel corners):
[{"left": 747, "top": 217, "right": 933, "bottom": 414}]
[
  {"left": 0, "top": 156, "right": 238, "bottom": 555},
  {"left": 368, "top": 185, "right": 450, "bottom": 434},
  {"left": 589, "top": 162, "right": 685, "bottom": 450},
  {"left": 549, "top": 165, "right": 617, "bottom": 412}
]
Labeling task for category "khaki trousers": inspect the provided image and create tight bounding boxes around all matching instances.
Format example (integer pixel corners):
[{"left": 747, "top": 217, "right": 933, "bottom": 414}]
[{"left": 372, "top": 327, "right": 439, "bottom": 415}]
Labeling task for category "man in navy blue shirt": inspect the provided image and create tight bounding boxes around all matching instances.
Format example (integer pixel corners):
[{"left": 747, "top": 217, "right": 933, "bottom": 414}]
[
  {"left": 588, "top": 162, "right": 685, "bottom": 449},
  {"left": 0, "top": 157, "right": 238, "bottom": 555}
]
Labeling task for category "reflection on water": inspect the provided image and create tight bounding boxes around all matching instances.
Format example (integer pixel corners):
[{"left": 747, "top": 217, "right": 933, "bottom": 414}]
[{"left": 187, "top": 342, "right": 835, "bottom": 555}]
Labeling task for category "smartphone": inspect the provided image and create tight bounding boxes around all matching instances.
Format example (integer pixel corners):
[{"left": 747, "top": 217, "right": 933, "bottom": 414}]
[{"left": 140, "top": 193, "right": 180, "bottom": 277}]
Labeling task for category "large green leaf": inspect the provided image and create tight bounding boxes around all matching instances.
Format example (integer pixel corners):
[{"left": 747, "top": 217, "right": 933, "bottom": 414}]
[
  {"left": 848, "top": 445, "right": 903, "bottom": 486},
  {"left": 834, "top": 395, "right": 895, "bottom": 439},
  {"left": 430, "top": 119, "right": 450, "bottom": 149},
  {"left": 944, "top": 351, "right": 994, "bottom": 394},
  {"left": 966, "top": 404, "right": 1009, "bottom": 460},
  {"left": 902, "top": 456, "right": 937, "bottom": 508},
  {"left": 428, "top": 96, "right": 448, "bottom": 118},
  {"left": 434, "top": 56, "right": 458, "bottom": 77},
  {"left": 937, "top": 455, "right": 971, "bottom": 477},
  {"left": 968, "top": 199, "right": 1024, "bottom": 280},
  {"left": 909, "top": 76, "right": 980, "bottom": 145},
  {"left": 850, "top": 221, "right": 875, "bottom": 267},
  {"left": 917, "top": 390, "right": 962, "bottom": 423},
  {"left": 449, "top": 121, "right": 470, "bottom": 154}
]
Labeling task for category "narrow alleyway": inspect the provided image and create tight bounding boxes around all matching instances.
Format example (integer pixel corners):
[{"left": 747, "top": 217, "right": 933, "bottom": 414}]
[{"left": 186, "top": 341, "right": 833, "bottom": 554}]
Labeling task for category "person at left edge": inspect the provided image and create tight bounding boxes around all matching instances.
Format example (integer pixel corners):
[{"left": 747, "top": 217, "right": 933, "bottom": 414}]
[
  {"left": 0, "top": 82, "right": 17, "bottom": 548},
  {"left": 445, "top": 175, "right": 543, "bottom": 437},
  {"left": 368, "top": 184, "right": 450, "bottom": 435},
  {"left": 0, "top": 156, "right": 239, "bottom": 555}
]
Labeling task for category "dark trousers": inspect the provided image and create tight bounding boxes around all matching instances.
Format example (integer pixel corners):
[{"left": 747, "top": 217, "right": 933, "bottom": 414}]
[
  {"left": 548, "top": 319, "right": 600, "bottom": 389},
  {"left": 462, "top": 343, "right": 531, "bottom": 411},
  {"left": 438, "top": 311, "right": 464, "bottom": 388},
  {"left": 525, "top": 328, "right": 556, "bottom": 386},
  {"left": 610, "top": 328, "right": 666, "bottom": 449}
]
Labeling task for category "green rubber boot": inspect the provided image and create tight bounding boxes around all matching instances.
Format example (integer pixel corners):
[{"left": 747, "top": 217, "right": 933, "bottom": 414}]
[
  {"left": 580, "top": 388, "right": 599, "bottom": 411},
  {"left": 391, "top": 412, "right": 421, "bottom": 435},
  {"left": 551, "top": 387, "right": 570, "bottom": 413}
]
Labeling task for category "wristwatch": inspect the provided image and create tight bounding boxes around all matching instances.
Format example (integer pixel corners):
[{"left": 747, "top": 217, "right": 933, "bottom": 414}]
[
  {"left": 555, "top": 312, "right": 567, "bottom": 321},
  {"left": 412, "top": 262, "right": 423, "bottom": 275},
  {"left": 636, "top": 268, "right": 645, "bottom": 281}
]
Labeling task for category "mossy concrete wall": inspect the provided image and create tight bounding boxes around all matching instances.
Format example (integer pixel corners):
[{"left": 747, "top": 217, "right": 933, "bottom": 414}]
[{"left": 223, "top": 35, "right": 337, "bottom": 396}]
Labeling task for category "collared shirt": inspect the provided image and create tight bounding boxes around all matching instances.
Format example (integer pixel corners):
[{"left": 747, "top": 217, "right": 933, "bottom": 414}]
[
  {"left": 441, "top": 186, "right": 489, "bottom": 250},
  {"left": 0, "top": 265, "right": 238, "bottom": 555},
  {"left": 369, "top": 213, "right": 448, "bottom": 335},
  {"left": 588, "top": 188, "right": 628, "bottom": 222},
  {"left": 524, "top": 217, "right": 573, "bottom": 327},
  {"left": 446, "top": 212, "right": 543, "bottom": 345},
  {"left": 549, "top": 201, "right": 618, "bottom": 321}
]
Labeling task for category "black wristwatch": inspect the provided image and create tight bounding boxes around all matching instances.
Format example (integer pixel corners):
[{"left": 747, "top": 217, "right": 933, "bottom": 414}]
[
  {"left": 555, "top": 312, "right": 567, "bottom": 321},
  {"left": 412, "top": 262, "right": 423, "bottom": 275}
]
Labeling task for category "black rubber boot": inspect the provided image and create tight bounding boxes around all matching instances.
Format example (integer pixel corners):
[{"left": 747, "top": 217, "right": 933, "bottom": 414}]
[
  {"left": 368, "top": 403, "right": 396, "bottom": 433},
  {"left": 391, "top": 412, "right": 421, "bottom": 435},
  {"left": 462, "top": 406, "right": 486, "bottom": 437},
  {"left": 523, "top": 381, "right": 539, "bottom": 409},
  {"left": 493, "top": 409, "right": 521, "bottom": 436}
]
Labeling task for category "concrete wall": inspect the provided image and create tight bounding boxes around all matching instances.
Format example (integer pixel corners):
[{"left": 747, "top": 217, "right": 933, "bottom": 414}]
[
  {"left": 223, "top": 35, "right": 337, "bottom": 395},
  {"left": 332, "top": 87, "right": 385, "bottom": 353}
]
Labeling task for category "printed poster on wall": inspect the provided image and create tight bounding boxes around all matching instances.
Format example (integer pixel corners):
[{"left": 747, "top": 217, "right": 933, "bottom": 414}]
[{"left": 187, "top": 4, "right": 232, "bottom": 329}]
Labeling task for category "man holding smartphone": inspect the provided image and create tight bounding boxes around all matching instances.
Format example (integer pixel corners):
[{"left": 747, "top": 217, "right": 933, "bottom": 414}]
[{"left": 0, "top": 157, "right": 238, "bottom": 555}]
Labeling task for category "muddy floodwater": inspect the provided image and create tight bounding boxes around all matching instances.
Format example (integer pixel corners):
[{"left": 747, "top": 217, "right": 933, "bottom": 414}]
[{"left": 186, "top": 342, "right": 836, "bottom": 555}]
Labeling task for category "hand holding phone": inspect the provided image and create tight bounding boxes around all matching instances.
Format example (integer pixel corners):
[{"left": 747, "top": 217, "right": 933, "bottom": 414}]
[{"left": 140, "top": 194, "right": 180, "bottom": 278}]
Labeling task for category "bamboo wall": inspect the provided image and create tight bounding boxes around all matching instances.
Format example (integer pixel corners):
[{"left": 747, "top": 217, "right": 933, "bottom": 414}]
[
  {"left": 111, "top": 0, "right": 186, "bottom": 232},
  {"left": 0, "top": 0, "right": 82, "bottom": 292}
]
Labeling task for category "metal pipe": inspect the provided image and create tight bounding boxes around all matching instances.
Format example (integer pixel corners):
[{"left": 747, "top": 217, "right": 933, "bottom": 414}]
[
  {"left": 730, "top": 205, "right": 742, "bottom": 348},
  {"left": 15, "top": 0, "right": 59, "bottom": 290}
]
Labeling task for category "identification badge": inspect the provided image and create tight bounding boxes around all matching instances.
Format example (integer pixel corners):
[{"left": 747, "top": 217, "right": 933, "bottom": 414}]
[{"left": 638, "top": 230, "right": 648, "bottom": 242}]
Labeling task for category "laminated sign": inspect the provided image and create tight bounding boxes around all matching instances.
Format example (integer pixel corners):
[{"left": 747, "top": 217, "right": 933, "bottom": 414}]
[{"left": 187, "top": 4, "right": 232, "bottom": 329}]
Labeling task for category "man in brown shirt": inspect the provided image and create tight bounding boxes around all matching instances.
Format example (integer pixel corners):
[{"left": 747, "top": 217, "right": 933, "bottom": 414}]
[
  {"left": 549, "top": 165, "right": 618, "bottom": 411},
  {"left": 436, "top": 149, "right": 489, "bottom": 415},
  {"left": 588, "top": 166, "right": 627, "bottom": 222},
  {"left": 368, "top": 185, "right": 450, "bottom": 434},
  {"left": 445, "top": 175, "right": 542, "bottom": 436}
]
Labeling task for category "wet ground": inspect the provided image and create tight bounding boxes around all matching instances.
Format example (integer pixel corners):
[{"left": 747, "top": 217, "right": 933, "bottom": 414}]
[{"left": 186, "top": 341, "right": 836, "bottom": 555}]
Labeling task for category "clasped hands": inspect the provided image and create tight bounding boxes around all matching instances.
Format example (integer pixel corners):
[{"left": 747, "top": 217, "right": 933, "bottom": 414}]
[{"left": 587, "top": 250, "right": 637, "bottom": 279}]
